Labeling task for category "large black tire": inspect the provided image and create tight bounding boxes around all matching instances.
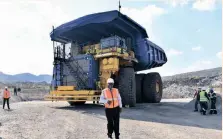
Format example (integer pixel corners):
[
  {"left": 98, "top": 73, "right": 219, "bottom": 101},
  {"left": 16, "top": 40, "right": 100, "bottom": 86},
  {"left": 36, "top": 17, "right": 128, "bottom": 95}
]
[
  {"left": 68, "top": 101, "right": 86, "bottom": 106},
  {"left": 135, "top": 74, "right": 145, "bottom": 103},
  {"left": 118, "top": 68, "right": 136, "bottom": 107},
  {"left": 142, "top": 72, "right": 162, "bottom": 103}
]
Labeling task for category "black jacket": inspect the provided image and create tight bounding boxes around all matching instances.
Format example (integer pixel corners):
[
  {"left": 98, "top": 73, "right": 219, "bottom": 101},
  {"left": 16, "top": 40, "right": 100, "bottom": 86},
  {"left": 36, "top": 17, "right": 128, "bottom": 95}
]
[{"left": 208, "top": 92, "right": 217, "bottom": 103}]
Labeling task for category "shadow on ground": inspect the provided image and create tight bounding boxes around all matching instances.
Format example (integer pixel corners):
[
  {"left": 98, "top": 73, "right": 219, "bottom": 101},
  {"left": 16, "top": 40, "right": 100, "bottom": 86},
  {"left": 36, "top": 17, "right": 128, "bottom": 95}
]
[{"left": 54, "top": 101, "right": 222, "bottom": 131}]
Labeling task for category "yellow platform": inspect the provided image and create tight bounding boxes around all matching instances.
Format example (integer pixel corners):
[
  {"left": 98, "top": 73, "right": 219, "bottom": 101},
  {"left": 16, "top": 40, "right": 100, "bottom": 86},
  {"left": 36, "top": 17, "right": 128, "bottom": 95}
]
[{"left": 44, "top": 88, "right": 101, "bottom": 102}]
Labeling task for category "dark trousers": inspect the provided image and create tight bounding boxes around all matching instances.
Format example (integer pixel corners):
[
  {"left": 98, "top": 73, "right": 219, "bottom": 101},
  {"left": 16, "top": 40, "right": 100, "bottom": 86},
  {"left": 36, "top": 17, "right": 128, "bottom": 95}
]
[
  {"left": 209, "top": 100, "right": 217, "bottom": 114},
  {"left": 3, "top": 98, "right": 10, "bottom": 109},
  {"left": 200, "top": 102, "right": 208, "bottom": 115},
  {"left": 105, "top": 106, "right": 120, "bottom": 138},
  {"left": 194, "top": 99, "right": 198, "bottom": 110}
]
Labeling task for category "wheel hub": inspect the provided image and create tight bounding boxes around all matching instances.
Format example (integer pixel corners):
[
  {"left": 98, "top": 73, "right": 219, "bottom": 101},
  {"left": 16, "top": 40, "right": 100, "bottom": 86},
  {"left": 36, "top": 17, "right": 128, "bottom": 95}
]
[{"left": 156, "top": 81, "right": 160, "bottom": 93}]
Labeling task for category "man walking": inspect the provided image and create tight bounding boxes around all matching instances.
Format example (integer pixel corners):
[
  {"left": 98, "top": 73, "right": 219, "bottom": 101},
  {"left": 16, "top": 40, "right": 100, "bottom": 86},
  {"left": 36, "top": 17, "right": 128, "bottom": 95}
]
[
  {"left": 194, "top": 87, "right": 201, "bottom": 112},
  {"left": 197, "top": 87, "right": 209, "bottom": 115},
  {"left": 99, "top": 78, "right": 122, "bottom": 139},
  {"left": 3, "top": 87, "right": 11, "bottom": 110},
  {"left": 208, "top": 88, "right": 217, "bottom": 114}
]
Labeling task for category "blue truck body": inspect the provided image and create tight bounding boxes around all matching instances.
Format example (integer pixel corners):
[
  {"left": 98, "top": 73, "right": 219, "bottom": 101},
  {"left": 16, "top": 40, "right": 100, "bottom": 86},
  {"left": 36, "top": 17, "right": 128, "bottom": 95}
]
[
  {"left": 67, "top": 55, "right": 98, "bottom": 89},
  {"left": 51, "top": 10, "right": 167, "bottom": 72}
]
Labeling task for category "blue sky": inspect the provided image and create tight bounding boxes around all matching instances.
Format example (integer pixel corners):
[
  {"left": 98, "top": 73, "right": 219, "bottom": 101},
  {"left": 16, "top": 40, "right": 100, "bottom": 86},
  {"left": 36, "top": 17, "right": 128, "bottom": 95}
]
[{"left": 0, "top": 0, "right": 222, "bottom": 76}]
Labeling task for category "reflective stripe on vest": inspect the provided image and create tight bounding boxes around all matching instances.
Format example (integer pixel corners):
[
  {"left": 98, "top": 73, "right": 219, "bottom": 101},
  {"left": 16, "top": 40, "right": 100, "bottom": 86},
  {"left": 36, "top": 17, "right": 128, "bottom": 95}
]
[
  {"left": 3, "top": 90, "right": 10, "bottom": 98},
  {"left": 200, "top": 91, "right": 208, "bottom": 102},
  {"left": 104, "top": 88, "right": 119, "bottom": 108}
]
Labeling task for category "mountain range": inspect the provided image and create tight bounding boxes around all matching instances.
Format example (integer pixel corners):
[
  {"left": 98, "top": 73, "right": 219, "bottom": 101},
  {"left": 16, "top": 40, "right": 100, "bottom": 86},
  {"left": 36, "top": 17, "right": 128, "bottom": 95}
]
[{"left": 0, "top": 72, "right": 52, "bottom": 83}]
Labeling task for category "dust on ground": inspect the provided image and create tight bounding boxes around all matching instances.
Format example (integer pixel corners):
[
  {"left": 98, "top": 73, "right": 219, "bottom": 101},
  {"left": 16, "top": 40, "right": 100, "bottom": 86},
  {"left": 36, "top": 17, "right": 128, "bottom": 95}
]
[{"left": 0, "top": 98, "right": 221, "bottom": 139}]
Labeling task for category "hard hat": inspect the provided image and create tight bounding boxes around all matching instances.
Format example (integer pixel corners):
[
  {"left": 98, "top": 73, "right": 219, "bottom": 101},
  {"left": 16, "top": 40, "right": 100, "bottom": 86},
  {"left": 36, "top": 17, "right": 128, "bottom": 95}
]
[
  {"left": 202, "top": 87, "right": 206, "bottom": 91},
  {"left": 107, "top": 78, "right": 114, "bottom": 84},
  {"left": 5, "top": 86, "right": 8, "bottom": 89}
]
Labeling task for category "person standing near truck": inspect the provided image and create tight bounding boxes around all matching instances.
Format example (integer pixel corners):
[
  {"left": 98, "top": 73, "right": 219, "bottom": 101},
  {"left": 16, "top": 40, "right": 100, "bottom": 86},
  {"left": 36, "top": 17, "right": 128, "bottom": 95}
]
[
  {"left": 197, "top": 87, "right": 209, "bottom": 115},
  {"left": 17, "top": 87, "right": 21, "bottom": 93},
  {"left": 99, "top": 78, "right": 122, "bottom": 139},
  {"left": 2, "top": 87, "right": 10, "bottom": 110},
  {"left": 208, "top": 88, "right": 217, "bottom": 114},
  {"left": 14, "top": 87, "right": 17, "bottom": 96},
  {"left": 193, "top": 88, "right": 201, "bottom": 112}
]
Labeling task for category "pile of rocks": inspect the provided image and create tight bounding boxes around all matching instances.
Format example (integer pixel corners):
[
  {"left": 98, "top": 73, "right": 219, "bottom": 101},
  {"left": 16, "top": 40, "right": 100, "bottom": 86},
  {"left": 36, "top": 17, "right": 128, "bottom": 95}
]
[{"left": 162, "top": 67, "right": 222, "bottom": 99}]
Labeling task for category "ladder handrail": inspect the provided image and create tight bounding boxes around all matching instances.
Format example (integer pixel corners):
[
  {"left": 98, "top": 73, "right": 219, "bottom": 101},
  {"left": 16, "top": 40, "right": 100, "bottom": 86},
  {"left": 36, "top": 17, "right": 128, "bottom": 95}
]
[{"left": 64, "top": 59, "right": 89, "bottom": 89}]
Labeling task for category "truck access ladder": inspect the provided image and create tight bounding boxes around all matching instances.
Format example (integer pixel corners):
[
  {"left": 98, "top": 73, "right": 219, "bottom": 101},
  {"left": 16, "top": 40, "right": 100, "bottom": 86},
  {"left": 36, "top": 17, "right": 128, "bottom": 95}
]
[{"left": 64, "top": 58, "right": 89, "bottom": 90}]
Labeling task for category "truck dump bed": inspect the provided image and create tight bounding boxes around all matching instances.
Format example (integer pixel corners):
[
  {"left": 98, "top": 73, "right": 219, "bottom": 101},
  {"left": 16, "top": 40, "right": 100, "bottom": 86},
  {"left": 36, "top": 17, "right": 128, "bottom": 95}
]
[{"left": 51, "top": 10, "right": 167, "bottom": 71}]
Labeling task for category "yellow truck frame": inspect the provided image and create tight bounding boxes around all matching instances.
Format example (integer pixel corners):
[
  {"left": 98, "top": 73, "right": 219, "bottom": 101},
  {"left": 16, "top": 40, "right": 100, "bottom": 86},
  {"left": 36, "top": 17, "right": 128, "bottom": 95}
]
[{"left": 44, "top": 44, "right": 135, "bottom": 105}]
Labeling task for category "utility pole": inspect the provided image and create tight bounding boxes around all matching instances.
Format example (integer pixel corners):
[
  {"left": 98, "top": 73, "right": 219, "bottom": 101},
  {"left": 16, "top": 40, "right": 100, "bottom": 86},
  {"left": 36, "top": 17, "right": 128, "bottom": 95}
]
[{"left": 119, "top": 0, "right": 121, "bottom": 12}]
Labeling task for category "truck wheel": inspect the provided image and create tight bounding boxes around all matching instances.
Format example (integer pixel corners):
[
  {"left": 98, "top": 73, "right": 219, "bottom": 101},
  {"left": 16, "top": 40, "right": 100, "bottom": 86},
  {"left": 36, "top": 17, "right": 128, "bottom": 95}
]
[
  {"left": 68, "top": 101, "right": 86, "bottom": 106},
  {"left": 142, "top": 72, "right": 162, "bottom": 103},
  {"left": 135, "top": 74, "right": 145, "bottom": 103},
  {"left": 118, "top": 68, "right": 136, "bottom": 107}
]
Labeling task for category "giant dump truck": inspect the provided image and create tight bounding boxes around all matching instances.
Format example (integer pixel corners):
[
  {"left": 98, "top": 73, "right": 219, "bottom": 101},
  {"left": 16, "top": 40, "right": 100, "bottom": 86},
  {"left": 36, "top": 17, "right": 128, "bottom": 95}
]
[{"left": 45, "top": 10, "right": 167, "bottom": 107}]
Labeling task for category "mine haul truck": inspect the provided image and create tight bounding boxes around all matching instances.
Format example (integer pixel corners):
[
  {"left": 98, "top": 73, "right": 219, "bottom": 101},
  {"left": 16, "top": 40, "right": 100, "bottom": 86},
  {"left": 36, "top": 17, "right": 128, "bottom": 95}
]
[{"left": 44, "top": 10, "right": 167, "bottom": 107}]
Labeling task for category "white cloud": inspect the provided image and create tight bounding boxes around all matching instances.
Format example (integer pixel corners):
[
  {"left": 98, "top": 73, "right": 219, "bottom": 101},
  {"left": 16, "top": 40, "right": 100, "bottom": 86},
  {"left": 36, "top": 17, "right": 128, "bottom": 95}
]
[
  {"left": 0, "top": 0, "right": 118, "bottom": 75},
  {"left": 0, "top": 1, "right": 167, "bottom": 75},
  {"left": 166, "top": 48, "right": 183, "bottom": 57},
  {"left": 122, "top": 5, "right": 166, "bottom": 26},
  {"left": 192, "top": 46, "right": 202, "bottom": 51},
  {"left": 125, "top": 0, "right": 189, "bottom": 7},
  {"left": 122, "top": 5, "right": 166, "bottom": 43},
  {"left": 181, "top": 60, "right": 213, "bottom": 73},
  {"left": 196, "top": 28, "right": 201, "bottom": 32},
  {"left": 216, "top": 51, "right": 222, "bottom": 59},
  {"left": 165, "top": 0, "right": 189, "bottom": 7},
  {"left": 192, "top": 0, "right": 217, "bottom": 11}
]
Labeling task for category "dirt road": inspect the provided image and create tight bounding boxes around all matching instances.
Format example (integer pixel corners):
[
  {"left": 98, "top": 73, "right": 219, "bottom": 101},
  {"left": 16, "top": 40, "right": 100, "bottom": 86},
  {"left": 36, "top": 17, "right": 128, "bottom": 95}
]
[{"left": 0, "top": 99, "right": 221, "bottom": 139}]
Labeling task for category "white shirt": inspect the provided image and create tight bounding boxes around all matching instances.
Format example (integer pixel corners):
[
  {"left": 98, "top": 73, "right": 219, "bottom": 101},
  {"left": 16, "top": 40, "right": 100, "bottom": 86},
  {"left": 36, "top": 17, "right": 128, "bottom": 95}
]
[{"left": 99, "top": 88, "right": 122, "bottom": 108}]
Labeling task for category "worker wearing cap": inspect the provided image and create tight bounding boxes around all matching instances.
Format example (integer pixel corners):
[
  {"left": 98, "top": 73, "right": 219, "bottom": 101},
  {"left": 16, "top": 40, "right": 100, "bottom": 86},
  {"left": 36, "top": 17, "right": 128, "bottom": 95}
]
[
  {"left": 197, "top": 87, "right": 209, "bottom": 115},
  {"left": 194, "top": 87, "right": 201, "bottom": 112},
  {"left": 2, "top": 87, "right": 11, "bottom": 110},
  {"left": 99, "top": 78, "right": 122, "bottom": 139},
  {"left": 208, "top": 88, "right": 217, "bottom": 114}
]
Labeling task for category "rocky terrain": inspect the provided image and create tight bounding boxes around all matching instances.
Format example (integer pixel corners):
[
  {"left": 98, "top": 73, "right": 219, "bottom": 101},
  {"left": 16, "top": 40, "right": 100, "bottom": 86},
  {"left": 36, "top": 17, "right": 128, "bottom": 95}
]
[{"left": 162, "top": 67, "right": 222, "bottom": 98}]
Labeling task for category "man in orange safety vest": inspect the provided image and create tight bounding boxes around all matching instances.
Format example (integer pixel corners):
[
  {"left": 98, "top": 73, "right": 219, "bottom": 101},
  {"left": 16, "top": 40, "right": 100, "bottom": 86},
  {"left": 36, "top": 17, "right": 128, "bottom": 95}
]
[
  {"left": 2, "top": 86, "right": 10, "bottom": 110},
  {"left": 99, "top": 78, "right": 122, "bottom": 139}
]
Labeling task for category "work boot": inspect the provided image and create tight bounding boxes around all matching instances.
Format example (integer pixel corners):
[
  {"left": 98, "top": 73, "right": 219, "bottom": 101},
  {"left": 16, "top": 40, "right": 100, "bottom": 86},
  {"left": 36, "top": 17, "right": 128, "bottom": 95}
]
[
  {"left": 108, "top": 133, "right": 112, "bottom": 139},
  {"left": 214, "top": 110, "right": 217, "bottom": 114},
  {"left": 194, "top": 109, "right": 198, "bottom": 112}
]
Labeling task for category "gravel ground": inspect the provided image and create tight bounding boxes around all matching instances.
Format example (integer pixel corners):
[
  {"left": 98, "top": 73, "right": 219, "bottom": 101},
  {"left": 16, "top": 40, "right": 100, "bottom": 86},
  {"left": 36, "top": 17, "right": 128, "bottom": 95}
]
[{"left": 0, "top": 100, "right": 221, "bottom": 139}]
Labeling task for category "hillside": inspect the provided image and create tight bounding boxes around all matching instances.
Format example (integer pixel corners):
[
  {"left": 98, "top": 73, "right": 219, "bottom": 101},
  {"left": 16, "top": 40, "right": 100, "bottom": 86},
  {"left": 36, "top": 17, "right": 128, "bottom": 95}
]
[
  {"left": 162, "top": 67, "right": 222, "bottom": 98},
  {"left": 163, "top": 67, "right": 221, "bottom": 81},
  {"left": 0, "top": 72, "right": 52, "bottom": 83}
]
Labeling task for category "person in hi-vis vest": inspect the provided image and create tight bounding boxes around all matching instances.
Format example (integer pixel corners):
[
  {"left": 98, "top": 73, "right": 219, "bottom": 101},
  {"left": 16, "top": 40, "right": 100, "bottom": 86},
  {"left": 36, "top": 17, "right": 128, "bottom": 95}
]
[
  {"left": 99, "top": 78, "right": 122, "bottom": 139},
  {"left": 197, "top": 87, "right": 209, "bottom": 115},
  {"left": 2, "top": 86, "right": 11, "bottom": 110}
]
